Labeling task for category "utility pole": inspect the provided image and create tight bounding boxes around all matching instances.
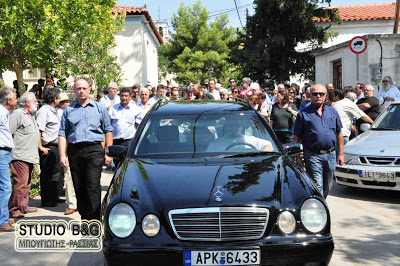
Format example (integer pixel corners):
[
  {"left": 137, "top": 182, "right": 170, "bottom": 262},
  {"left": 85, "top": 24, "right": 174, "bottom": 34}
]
[{"left": 394, "top": 0, "right": 400, "bottom": 34}]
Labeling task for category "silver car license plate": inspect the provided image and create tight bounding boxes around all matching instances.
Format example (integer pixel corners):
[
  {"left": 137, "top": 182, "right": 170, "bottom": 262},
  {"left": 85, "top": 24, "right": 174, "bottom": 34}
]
[
  {"left": 361, "top": 171, "right": 396, "bottom": 181},
  {"left": 184, "top": 250, "right": 260, "bottom": 265}
]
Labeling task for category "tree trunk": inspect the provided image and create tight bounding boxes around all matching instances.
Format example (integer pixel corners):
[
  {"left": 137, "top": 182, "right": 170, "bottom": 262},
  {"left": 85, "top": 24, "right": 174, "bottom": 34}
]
[{"left": 13, "top": 59, "right": 26, "bottom": 95}]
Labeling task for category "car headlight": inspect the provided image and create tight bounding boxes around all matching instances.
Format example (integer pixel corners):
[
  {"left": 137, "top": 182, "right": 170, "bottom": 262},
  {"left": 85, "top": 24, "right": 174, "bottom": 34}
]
[
  {"left": 277, "top": 211, "right": 296, "bottom": 234},
  {"left": 108, "top": 203, "right": 136, "bottom": 238},
  {"left": 300, "top": 198, "right": 327, "bottom": 233},
  {"left": 343, "top": 153, "right": 360, "bottom": 165},
  {"left": 142, "top": 214, "right": 160, "bottom": 237}
]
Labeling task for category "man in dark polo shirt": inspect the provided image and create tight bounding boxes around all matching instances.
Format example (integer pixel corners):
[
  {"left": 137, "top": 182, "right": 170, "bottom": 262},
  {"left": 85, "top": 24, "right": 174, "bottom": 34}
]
[
  {"left": 356, "top": 84, "right": 379, "bottom": 132},
  {"left": 193, "top": 84, "right": 214, "bottom": 100},
  {"left": 59, "top": 79, "right": 113, "bottom": 220},
  {"left": 294, "top": 84, "right": 344, "bottom": 198}
]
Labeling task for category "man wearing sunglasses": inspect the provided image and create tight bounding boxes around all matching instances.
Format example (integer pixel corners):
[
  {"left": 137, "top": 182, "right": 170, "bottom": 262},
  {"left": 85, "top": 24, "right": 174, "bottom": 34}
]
[
  {"left": 293, "top": 84, "right": 344, "bottom": 198},
  {"left": 377, "top": 76, "right": 400, "bottom": 113}
]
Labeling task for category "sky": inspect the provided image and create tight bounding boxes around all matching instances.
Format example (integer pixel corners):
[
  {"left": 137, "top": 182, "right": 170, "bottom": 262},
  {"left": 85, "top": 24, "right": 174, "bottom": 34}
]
[{"left": 116, "top": 0, "right": 396, "bottom": 30}]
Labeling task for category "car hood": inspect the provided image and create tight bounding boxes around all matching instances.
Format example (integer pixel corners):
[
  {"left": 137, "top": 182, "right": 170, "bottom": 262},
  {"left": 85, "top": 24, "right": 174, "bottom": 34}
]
[
  {"left": 345, "top": 130, "right": 400, "bottom": 156},
  {"left": 119, "top": 155, "right": 316, "bottom": 214}
]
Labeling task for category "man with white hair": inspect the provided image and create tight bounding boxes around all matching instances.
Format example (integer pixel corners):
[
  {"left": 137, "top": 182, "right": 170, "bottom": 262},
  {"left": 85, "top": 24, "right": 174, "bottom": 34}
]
[
  {"left": 240, "top": 77, "right": 252, "bottom": 95},
  {"left": 250, "top": 82, "right": 261, "bottom": 95},
  {"left": 99, "top": 81, "right": 120, "bottom": 110},
  {"left": 219, "top": 88, "right": 228, "bottom": 100},
  {"left": 377, "top": 76, "right": 400, "bottom": 113},
  {"left": 0, "top": 87, "right": 17, "bottom": 231},
  {"left": 137, "top": 87, "right": 153, "bottom": 117},
  {"left": 9, "top": 92, "right": 40, "bottom": 218}
]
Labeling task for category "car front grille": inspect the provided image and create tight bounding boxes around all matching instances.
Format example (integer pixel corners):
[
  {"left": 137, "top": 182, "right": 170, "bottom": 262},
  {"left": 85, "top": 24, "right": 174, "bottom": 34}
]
[
  {"left": 360, "top": 156, "right": 397, "bottom": 165},
  {"left": 168, "top": 207, "right": 269, "bottom": 241}
]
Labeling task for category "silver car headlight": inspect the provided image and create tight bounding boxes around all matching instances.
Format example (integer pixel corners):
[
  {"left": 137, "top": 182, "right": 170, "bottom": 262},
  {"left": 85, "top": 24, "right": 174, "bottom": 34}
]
[
  {"left": 300, "top": 198, "right": 327, "bottom": 233},
  {"left": 108, "top": 203, "right": 136, "bottom": 238},
  {"left": 142, "top": 214, "right": 160, "bottom": 237},
  {"left": 343, "top": 153, "right": 360, "bottom": 165},
  {"left": 277, "top": 211, "right": 296, "bottom": 234}
]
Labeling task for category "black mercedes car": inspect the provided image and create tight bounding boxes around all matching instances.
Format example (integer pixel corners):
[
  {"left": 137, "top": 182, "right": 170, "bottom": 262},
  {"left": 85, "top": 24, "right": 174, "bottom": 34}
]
[{"left": 102, "top": 100, "right": 334, "bottom": 266}]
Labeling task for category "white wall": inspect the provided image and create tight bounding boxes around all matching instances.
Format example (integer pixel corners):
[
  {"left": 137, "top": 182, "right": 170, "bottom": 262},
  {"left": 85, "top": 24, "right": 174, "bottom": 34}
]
[{"left": 315, "top": 36, "right": 400, "bottom": 94}]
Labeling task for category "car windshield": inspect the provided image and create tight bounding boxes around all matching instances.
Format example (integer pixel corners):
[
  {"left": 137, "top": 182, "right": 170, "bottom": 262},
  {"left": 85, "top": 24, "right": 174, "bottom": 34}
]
[
  {"left": 133, "top": 113, "right": 279, "bottom": 158},
  {"left": 371, "top": 104, "right": 400, "bottom": 130}
]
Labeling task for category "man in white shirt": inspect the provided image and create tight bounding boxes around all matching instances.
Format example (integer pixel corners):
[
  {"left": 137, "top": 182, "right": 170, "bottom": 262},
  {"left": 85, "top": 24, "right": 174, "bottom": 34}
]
[
  {"left": 207, "top": 120, "right": 273, "bottom": 152},
  {"left": 99, "top": 82, "right": 120, "bottom": 110},
  {"left": 377, "top": 76, "right": 400, "bottom": 113},
  {"left": 109, "top": 87, "right": 142, "bottom": 147},
  {"left": 137, "top": 87, "right": 154, "bottom": 118},
  {"left": 332, "top": 89, "right": 373, "bottom": 145},
  {"left": 208, "top": 79, "right": 220, "bottom": 100},
  {"left": 355, "top": 83, "right": 364, "bottom": 101}
]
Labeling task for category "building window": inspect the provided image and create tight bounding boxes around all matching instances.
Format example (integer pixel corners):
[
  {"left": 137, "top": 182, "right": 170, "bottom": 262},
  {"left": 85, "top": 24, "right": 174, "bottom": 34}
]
[
  {"left": 332, "top": 60, "right": 342, "bottom": 90},
  {"left": 23, "top": 68, "right": 46, "bottom": 80}
]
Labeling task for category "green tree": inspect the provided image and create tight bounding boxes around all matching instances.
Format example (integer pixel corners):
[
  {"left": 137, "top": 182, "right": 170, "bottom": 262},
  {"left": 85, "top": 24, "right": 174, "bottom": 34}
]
[
  {"left": 158, "top": 1, "right": 237, "bottom": 85},
  {"left": 0, "top": 0, "right": 124, "bottom": 93},
  {"left": 231, "top": 0, "right": 340, "bottom": 85}
]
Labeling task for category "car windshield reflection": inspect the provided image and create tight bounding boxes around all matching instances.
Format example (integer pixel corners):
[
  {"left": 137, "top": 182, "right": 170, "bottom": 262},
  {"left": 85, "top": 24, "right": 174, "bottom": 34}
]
[
  {"left": 372, "top": 104, "right": 400, "bottom": 130},
  {"left": 133, "top": 114, "right": 279, "bottom": 158}
]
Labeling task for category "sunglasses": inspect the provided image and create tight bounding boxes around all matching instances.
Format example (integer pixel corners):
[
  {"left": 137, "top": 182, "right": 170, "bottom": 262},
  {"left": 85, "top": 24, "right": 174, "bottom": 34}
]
[
  {"left": 312, "top": 92, "right": 326, "bottom": 97},
  {"left": 383, "top": 80, "right": 390, "bottom": 83},
  {"left": 232, "top": 91, "right": 238, "bottom": 93}
]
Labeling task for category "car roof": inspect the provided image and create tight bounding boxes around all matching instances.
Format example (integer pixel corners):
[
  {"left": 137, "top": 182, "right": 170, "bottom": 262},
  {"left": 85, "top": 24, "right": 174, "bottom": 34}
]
[{"left": 150, "top": 100, "right": 255, "bottom": 115}]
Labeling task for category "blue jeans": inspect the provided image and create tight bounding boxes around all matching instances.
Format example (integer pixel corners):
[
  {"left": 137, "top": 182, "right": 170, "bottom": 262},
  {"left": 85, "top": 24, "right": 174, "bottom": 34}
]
[
  {"left": 343, "top": 136, "right": 349, "bottom": 146},
  {"left": 304, "top": 150, "right": 337, "bottom": 198},
  {"left": 0, "top": 150, "right": 12, "bottom": 226}
]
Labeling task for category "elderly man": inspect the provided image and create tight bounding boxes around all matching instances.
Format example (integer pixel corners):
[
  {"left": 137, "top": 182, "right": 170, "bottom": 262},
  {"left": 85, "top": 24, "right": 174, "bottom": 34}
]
[
  {"left": 99, "top": 81, "right": 120, "bottom": 110},
  {"left": 136, "top": 87, "right": 154, "bottom": 118},
  {"left": 332, "top": 89, "right": 373, "bottom": 145},
  {"left": 294, "top": 84, "right": 344, "bottom": 198},
  {"left": 0, "top": 87, "right": 17, "bottom": 232},
  {"left": 219, "top": 88, "right": 228, "bottom": 101},
  {"left": 356, "top": 84, "right": 380, "bottom": 130},
  {"left": 240, "top": 77, "right": 252, "bottom": 95},
  {"left": 208, "top": 79, "right": 220, "bottom": 100},
  {"left": 109, "top": 87, "right": 142, "bottom": 147},
  {"left": 193, "top": 84, "right": 214, "bottom": 100},
  {"left": 9, "top": 92, "right": 40, "bottom": 218},
  {"left": 36, "top": 88, "right": 64, "bottom": 207},
  {"left": 377, "top": 76, "right": 400, "bottom": 113},
  {"left": 59, "top": 79, "right": 113, "bottom": 220}
]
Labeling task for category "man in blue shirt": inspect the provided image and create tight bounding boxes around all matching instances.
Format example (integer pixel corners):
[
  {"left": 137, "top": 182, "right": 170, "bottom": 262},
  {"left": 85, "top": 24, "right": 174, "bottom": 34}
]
[
  {"left": 0, "top": 87, "right": 17, "bottom": 232},
  {"left": 294, "top": 84, "right": 344, "bottom": 198},
  {"left": 59, "top": 79, "right": 113, "bottom": 220}
]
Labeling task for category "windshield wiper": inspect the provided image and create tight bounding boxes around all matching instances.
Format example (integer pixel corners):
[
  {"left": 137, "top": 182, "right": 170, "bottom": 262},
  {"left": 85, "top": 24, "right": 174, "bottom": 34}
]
[
  {"left": 371, "top": 128, "right": 400, "bottom": 131},
  {"left": 219, "top": 151, "right": 281, "bottom": 158}
]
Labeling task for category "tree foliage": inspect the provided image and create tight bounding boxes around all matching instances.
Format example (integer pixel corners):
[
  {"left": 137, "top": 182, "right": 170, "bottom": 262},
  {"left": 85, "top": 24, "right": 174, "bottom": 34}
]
[
  {"left": 231, "top": 0, "right": 340, "bottom": 86},
  {"left": 0, "top": 0, "right": 124, "bottom": 93},
  {"left": 158, "top": 1, "right": 238, "bottom": 85}
]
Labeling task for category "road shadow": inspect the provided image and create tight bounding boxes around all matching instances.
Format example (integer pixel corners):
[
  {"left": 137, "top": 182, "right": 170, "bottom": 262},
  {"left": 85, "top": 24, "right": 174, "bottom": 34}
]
[
  {"left": 329, "top": 181, "right": 400, "bottom": 205},
  {"left": 334, "top": 215, "right": 400, "bottom": 264}
]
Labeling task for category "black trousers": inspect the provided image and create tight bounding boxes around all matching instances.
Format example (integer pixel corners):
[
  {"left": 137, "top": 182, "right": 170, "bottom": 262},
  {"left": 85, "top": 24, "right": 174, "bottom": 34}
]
[
  {"left": 67, "top": 142, "right": 104, "bottom": 220},
  {"left": 39, "top": 144, "right": 60, "bottom": 204},
  {"left": 274, "top": 131, "right": 294, "bottom": 144}
]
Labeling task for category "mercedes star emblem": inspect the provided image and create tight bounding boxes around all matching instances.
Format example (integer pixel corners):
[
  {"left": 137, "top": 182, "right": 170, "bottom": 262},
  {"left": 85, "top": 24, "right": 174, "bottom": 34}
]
[{"left": 213, "top": 186, "right": 224, "bottom": 202}]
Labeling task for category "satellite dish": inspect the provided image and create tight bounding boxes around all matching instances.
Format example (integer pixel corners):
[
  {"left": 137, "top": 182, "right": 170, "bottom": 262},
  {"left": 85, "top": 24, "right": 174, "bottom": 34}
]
[{"left": 395, "top": 44, "right": 400, "bottom": 53}]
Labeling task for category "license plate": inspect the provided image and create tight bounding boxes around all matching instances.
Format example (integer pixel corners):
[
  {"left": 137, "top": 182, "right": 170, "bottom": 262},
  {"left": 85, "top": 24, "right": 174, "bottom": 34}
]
[
  {"left": 360, "top": 170, "right": 396, "bottom": 181},
  {"left": 184, "top": 250, "right": 260, "bottom": 265}
]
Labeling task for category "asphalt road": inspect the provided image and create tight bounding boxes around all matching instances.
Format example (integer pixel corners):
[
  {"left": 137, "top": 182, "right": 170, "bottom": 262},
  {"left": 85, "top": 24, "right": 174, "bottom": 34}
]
[{"left": 0, "top": 170, "right": 399, "bottom": 266}]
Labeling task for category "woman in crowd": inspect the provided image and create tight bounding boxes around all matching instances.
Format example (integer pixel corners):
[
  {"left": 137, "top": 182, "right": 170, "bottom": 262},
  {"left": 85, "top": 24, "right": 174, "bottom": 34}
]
[
  {"left": 270, "top": 90, "right": 298, "bottom": 144},
  {"left": 257, "top": 92, "right": 272, "bottom": 121},
  {"left": 249, "top": 94, "right": 259, "bottom": 109}
]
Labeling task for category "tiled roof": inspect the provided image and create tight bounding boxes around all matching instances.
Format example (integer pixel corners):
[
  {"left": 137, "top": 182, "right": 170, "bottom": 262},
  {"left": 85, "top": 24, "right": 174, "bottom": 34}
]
[
  {"left": 113, "top": 5, "right": 163, "bottom": 44},
  {"left": 314, "top": 2, "right": 397, "bottom": 22}
]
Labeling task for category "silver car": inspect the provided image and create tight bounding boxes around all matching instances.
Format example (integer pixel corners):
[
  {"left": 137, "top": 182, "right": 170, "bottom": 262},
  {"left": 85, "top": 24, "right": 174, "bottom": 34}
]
[{"left": 335, "top": 102, "right": 400, "bottom": 191}]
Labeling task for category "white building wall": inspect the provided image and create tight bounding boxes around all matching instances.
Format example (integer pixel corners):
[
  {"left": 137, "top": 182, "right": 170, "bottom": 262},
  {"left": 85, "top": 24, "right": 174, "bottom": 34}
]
[{"left": 315, "top": 35, "right": 400, "bottom": 94}]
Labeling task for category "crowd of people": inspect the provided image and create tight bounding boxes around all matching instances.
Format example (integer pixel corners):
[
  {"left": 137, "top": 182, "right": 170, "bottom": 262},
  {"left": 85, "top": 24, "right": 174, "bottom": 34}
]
[{"left": 0, "top": 75, "right": 398, "bottom": 232}]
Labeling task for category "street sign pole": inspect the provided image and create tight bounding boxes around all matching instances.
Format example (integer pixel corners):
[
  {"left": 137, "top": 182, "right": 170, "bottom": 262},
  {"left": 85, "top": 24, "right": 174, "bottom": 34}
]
[{"left": 356, "top": 53, "right": 359, "bottom": 82}]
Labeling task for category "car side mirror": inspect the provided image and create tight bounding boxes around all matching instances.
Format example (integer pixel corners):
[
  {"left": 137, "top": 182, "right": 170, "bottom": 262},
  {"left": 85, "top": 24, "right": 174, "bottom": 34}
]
[
  {"left": 283, "top": 143, "right": 303, "bottom": 155},
  {"left": 106, "top": 145, "right": 127, "bottom": 159},
  {"left": 360, "top": 123, "right": 371, "bottom": 132}
]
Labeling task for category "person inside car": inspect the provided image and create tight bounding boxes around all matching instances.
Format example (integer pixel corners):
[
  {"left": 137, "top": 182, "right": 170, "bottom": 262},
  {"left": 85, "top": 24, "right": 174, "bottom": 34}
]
[{"left": 206, "top": 119, "right": 273, "bottom": 152}]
